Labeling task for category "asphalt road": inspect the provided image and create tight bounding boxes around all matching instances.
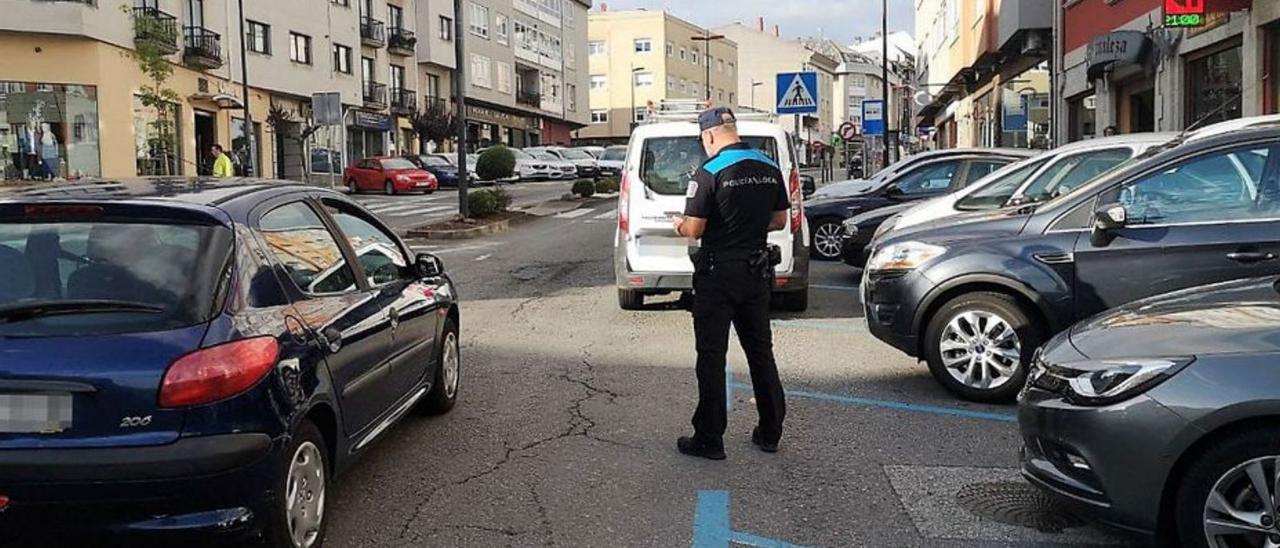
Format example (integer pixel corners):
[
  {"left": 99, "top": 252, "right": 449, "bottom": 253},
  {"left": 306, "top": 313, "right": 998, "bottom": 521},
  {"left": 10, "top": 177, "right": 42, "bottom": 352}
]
[
  {"left": 316, "top": 209, "right": 1154, "bottom": 547},
  {"left": 348, "top": 180, "right": 580, "bottom": 233}
]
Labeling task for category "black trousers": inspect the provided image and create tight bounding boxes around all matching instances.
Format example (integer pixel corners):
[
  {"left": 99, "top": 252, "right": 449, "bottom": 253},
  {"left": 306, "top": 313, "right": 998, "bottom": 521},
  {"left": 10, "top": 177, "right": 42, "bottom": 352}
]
[{"left": 691, "top": 260, "right": 786, "bottom": 450}]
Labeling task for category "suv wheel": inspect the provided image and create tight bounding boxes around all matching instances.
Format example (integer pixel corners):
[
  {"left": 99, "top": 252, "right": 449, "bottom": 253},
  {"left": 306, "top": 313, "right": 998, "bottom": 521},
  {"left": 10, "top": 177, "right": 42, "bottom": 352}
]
[
  {"left": 810, "top": 219, "right": 844, "bottom": 261},
  {"left": 923, "top": 292, "right": 1042, "bottom": 403},
  {"left": 347, "top": 179, "right": 360, "bottom": 194},
  {"left": 1176, "top": 429, "right": 1280, "bottom": 548},
  {"left": 265, "top": 420, "right": 328, "bottom": 548},
  {"left": 618, "top": 289, "right": 644, "bottom": 310},
  {"left": 384, "top": 181, "right": 396, "bottom": 196}
]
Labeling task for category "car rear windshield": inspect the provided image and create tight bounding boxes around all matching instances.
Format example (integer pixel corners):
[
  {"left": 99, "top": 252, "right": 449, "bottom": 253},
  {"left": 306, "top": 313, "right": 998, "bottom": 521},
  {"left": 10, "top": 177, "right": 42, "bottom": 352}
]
[
  {"left": 639, "top": 136, "right": 779, "bottom": 195},
  {"left": 423, "top": 156, "right": 451, "bottom": 167},
  {"left": 381, "top": 158, "right": 418, "bottom": 170},
  {"left": 602, "top": 147, "right": 626, "bottom": 161},
  {"left": 0, "top": 219, "right": 232, "bottom": 336}
]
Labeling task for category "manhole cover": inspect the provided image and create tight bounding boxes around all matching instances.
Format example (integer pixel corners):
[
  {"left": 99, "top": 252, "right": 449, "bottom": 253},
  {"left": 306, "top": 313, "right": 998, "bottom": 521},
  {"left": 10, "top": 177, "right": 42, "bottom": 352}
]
[{"left": 955, "top": 482, "right": 1087, "bottom": 534}]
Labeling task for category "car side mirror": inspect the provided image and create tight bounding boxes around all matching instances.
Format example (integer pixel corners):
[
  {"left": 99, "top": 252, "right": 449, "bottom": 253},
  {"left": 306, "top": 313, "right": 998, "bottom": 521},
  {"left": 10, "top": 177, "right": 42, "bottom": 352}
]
[
  {"left": 414, "top": 253, "right": 445, "bottom": 278},
  {"left": 800, "top": 175, "right": 817, "bottom": 197},
  {"left": 1090, "top": 203, "right": 1127, "bottom": 247}
]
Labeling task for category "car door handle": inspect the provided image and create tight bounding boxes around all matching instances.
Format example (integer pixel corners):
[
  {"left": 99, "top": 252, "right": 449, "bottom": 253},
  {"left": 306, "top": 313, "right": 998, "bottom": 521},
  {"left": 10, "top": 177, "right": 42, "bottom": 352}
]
[{"left": 1226, "top": 251, "right": 1279, "bottom": 264}]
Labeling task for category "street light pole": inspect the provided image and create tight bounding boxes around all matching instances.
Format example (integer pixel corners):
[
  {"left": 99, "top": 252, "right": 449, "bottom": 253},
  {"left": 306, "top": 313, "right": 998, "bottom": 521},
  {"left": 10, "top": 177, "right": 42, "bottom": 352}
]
[
  {"left": 454, "top": 0, "right": 469, "bottom": 218},
  {"left": 881, "top": 0, "right": 890, "bottom": 170},
  {"left": 236, "top": 0, "right": 257, "bottom": 177},
  {"left": 691, "top": 31, "right": 725, "bottom": 103},
  {"left": 750, "top": 80, "right": 763, "bottom": 111}
]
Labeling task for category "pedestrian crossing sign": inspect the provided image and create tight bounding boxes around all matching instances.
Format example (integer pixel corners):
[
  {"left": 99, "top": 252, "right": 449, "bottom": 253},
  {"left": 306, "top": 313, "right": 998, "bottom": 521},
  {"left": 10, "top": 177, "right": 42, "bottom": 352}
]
[{"left": 776, "top": 72, "right": 819, "bottom": 115}]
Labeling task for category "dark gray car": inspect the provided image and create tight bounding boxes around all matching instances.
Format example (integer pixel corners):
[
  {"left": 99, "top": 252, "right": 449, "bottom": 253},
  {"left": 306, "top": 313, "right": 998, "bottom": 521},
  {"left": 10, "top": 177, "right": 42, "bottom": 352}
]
[{"left": 1020, "top": 275, "right": 1280, "bottom": 547}]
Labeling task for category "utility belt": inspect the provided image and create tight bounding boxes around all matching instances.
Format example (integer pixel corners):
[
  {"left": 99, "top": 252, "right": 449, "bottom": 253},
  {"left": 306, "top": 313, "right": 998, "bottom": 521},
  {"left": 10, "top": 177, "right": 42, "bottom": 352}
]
[{"left": 692, "top": 245, "right": 782, "bottom": 280}]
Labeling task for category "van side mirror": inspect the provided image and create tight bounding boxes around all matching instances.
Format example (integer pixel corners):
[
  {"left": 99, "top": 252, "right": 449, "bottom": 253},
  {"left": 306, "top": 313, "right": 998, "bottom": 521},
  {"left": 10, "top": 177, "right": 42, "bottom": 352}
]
[
  {"left": 800, "top": 175, "right": 817, "bottom": 197},
  {"left": 414, "top": 253, "right": 445, "bottom": 278},
  {"left": 1090, "top": 203, "right": 1127, "bottom": 247}
]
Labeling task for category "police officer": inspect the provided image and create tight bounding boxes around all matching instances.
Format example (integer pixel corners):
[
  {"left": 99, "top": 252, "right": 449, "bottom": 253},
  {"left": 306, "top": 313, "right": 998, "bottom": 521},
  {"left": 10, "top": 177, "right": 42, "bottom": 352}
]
[{"left": 672, "top": 107, "right": 789, "bottom": 460}]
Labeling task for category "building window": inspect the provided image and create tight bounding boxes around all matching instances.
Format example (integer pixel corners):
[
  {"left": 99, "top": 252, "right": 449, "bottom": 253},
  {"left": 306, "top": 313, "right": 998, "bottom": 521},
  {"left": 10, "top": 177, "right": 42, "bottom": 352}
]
[
  {"left": 691, "top": 48, "right": 699, "bottom": 65},
  {"left": 634, "top": 107, "right": 648, "bottom": 122},
  {"left": 132, "top": 93, "right": 174, "bottom": 177},
  {"left": 667, "top": 76, "right": 675, "bottom": 90},
  {"left": 718, "top": 58, "right": 725, "bottom": 73},
  {"left": 333, "top": 44, "right": 352, "bottom": 74},
  {"left": 1186, "top": 42, "right": 1243, "bottom": 127},
  {"left": 426, "top": 73, "right": 441, "bottom": 99},
  {"left": 1067, "top": 93, "right": 1097, "bottom": 143},
  {"left": 388, "top": 4, "right": 404, "bottom": 30},
  {"left": 391, "top": 64, "right": 406, "bottom": 91},
  {"left": 590, "top": 74, "right": 606, "bottom": 90},
  {"left": 471, "top": 54, "right": 492, "bottom": 88},
  {"left": 680, "top": 47, "right": 686, "bottom": 61},
  {"left": 729, "top": 92, "right": 734, "bottom": 105},
  {"left": 497, "top": 62, "right": 512, "bottom": 93},
  {"left": 666, "top": 41, "right": 674, "bottom": 56},
  {"left": 331, "top": 0, "right": 349, "bottom": 6},
  {"left": 634, "top": 38, "right": 652, "bottom": 53},
  {"left": 247, "top": 21, "right": 270, "bottom": 55},
  {"left": 496, "top": 14, "right": 509, "bottom": 45},
  {"left": 634, "top": 71, "right": 654, "bottom": 87},
  {"left": 591, "top": 109, "right": 608, "bottom": 123},
  {"left": 728, "top": 62, "right": 735, "bottom": 76},
  {"left": 440, "top": 16, "right": 453, "bottom": 41},
  {"left": 470, "top": 3, "right": 489, "bottom": 38},
  {"left": 566, "top": 48, "right": 575, "bottom": 69},
  {"left": 290, "top": 32, "right": 312, "bottom": 64},
  {"left": 566, "top": 83, "right": 576, "bottom": 111},
  {"left": 589, "top": 41, "right": 605, "bottom": 56},
  {"left": 362, "top": 56, "right": 375, "bottom": 83}
]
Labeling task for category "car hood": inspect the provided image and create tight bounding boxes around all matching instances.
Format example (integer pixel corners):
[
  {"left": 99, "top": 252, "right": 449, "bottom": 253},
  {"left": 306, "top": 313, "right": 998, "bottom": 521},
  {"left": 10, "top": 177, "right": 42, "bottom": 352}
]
[
  {"left": 1070, "top": 277, "right": 1280, "bottom": 360},
  {"left": 877, "top": 207, "right": 1031, "bottom": 247},
  {"left": 810, "top": 179, "right": 878, "bottom": 198}
]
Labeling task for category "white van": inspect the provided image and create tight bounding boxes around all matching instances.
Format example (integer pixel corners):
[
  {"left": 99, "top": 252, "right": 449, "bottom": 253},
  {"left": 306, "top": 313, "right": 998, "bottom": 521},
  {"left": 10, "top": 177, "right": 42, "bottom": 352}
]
[{"left": 614, "top": 104, "right": 810, "bottom": 311}]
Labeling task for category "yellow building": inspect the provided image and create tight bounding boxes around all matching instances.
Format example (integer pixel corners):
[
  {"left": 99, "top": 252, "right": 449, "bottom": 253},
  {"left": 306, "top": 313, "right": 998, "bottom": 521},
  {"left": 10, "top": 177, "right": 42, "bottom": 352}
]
[
  {"left": 577, "top": 9, "right": 738, "bottom": 144},
  {"left": 1, "top": 0, "right": 421, "bottom": 181}
]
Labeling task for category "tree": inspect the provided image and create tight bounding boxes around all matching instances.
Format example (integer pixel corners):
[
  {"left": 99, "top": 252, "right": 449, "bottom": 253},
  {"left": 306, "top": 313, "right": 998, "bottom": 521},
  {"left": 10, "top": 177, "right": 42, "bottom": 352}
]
[
  {"left": 409, "top": 100, "right": 459, "bottom": 153},
  {"left": 123, "top": 6, "right": 182, "bottom": 176}
]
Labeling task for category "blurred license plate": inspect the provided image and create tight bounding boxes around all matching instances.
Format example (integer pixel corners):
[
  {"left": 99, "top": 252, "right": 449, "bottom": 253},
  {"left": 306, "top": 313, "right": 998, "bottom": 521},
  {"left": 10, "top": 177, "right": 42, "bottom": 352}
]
[{"left": 0, "top": 394, "right": 73, "bottom": 434}]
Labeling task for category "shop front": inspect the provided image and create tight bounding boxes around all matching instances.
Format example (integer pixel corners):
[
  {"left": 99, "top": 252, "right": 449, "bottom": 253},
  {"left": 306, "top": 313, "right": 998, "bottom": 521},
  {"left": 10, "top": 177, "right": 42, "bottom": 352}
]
[
  {"left": 464, "top": 103, "right": 539, "bottom": 151},
  {"left": 1085, "top": 30, "right": 1155, "bottom": 138},
  {"left": 348, "top": 110, "right": 391, "bottom": 163},
  {"left": 0, "top": 81, "right": 101, "bottom": 180},
  {"left": 1184, "top": 39, "right": 1243, "bottom": 127}
]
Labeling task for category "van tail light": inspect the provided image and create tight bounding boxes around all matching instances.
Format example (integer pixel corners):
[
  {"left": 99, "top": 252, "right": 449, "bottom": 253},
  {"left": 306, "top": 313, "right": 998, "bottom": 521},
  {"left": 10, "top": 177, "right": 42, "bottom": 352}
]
[
  {"left": 0, "top": 494, "right": 9, "bottom": 511},
  {"left": 159, "top": 337, "right": 280, "bottom": 408},
  {"left": 618, "top": 173, "right": 631, "bottom": 233},
  {"left": 788, "top": 167, "right": 803, "bottom": 234}
]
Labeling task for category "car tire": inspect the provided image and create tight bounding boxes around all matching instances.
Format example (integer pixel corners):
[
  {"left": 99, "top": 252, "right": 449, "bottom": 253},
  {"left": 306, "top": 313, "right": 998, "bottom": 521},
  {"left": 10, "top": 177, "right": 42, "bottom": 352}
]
[
  {"left": 774, "top": 290, "right": 809, "bottom": 312},
  {"left": 419, "top": 318, "right": 460, "bottom": 415},
  {"left": 263, "top": 419, "right": 328, "bottom": 548},
  {"left": 425, "top": 189, "right": 435, "bottom": 195},
  {"left": 810, "top": 218, "right": 844, "bottom": 261},
  {"left": 347, "top": 179, "right": 359, "bottom": 194},
  {"left": 1174, "top": 428, "right": 1280, "bottom": 548},
  {"left": 618, "top": 289, "right": 644, "bottom": 310},
  {"left": 384, "top": 181, "right": 396, "bottom": 196},
  {"left": 923, "top": 292, "right": 1042, "bottom": 403}
]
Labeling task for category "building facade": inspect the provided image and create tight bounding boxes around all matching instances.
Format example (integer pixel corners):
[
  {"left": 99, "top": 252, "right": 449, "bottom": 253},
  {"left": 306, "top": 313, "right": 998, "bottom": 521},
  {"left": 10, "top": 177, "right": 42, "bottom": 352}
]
[
  {"left": 575, "top": 8, "right": 739, "bottom": 144},
  {"left": 416, "top": 0, "right": 589, "bottom": 152},
  {"left": 714, "top": 21, "right": 838, "bottom": 164},
  {"left": 0, "top": 0, "right": 423, "bottom": 180},
  {"left": 1055, "top": 0, "right": 1274, "bottom": 145}
]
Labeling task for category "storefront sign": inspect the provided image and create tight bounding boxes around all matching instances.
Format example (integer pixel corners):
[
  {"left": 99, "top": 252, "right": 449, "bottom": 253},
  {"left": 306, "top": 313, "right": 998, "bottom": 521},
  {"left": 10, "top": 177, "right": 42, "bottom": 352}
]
[
  {"left": 465, "top": 104, "right": 537, "bottom": 130},
  {"left": 1164, "top": 0, "right": 1205, "bottom": 27},
  {"left": 352, "top": 110, "right": 392, "bottom": 131},
  {"left": 1086, "top": 31, "right": 1149, "bottom": 80}
]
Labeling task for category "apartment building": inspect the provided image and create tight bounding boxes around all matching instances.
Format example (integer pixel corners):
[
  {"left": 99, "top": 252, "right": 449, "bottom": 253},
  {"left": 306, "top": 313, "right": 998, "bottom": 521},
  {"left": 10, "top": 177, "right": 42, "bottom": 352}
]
[
  {"left": 0, "top": 0, "right": 421, "bottom": 180},
  {"left": 714, "top": 21, "right": 837, "bottom": 163},
  {"left": 575, "top": 8, "right": 739, "bottom": 144},
  {"left": 415, "top": 0, "right": 589, "bottom": 151}
]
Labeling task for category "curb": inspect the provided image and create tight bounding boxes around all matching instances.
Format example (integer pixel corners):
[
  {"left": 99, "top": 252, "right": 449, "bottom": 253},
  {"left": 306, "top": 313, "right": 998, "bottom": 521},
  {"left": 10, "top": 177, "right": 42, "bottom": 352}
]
[{"left": 406, "top": 216, "right": 516, "bottom": 240}]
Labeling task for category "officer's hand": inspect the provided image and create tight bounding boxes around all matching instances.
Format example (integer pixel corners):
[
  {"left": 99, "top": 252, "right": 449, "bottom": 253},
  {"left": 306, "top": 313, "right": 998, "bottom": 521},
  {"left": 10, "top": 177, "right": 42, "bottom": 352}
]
[{"left": 671, "top": 215, "right": 685, "bottom": 236}]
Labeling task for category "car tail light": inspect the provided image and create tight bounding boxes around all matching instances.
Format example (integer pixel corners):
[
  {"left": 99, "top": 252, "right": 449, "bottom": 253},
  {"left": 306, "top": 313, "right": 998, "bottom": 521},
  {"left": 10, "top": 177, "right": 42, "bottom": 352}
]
[
  {"left": 0, "top": 495, "right": 9, "bottom": 511},
  {"left": 618, "top": 173, "right": 631, "bottom": 233},
  {"left": 159, "top": 337, "right": 280, "bottom": 408},
  {"left": 775, "top": 276, "right": 789, "bottom": 288},
  {"left": 788, "top": 167, "right": 803, "bottom": 234}
]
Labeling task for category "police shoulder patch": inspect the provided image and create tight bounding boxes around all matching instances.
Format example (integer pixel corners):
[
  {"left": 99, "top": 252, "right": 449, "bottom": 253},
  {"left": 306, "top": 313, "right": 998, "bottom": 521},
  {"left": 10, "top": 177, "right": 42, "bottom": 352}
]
[{"left": 686, "top": 180, "right": 699, "bottom": 198}]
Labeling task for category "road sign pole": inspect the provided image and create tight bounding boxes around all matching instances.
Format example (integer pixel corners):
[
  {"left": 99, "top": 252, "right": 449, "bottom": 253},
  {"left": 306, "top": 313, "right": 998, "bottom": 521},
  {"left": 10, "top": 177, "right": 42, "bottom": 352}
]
[{"left": 882, "top": 0, "right": 890, "bottom": 169}]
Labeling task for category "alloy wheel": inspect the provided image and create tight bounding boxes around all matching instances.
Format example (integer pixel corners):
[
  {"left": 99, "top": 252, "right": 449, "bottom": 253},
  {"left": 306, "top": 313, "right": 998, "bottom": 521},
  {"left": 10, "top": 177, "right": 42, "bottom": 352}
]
[
  {"left": 938, "top": 310, "right": 1021, "bottom": 390},
  {"left": 285, "top": 441, "right": 326, "bottom": 548},
  {"left": 813, "top": 222, "right": 844, "bottom": 259},
  {"left": 1204, "top": 456, "right": 1280, "bottom": 547},
  {"left": 442, "top": 331, "right": 460, "bottom": 399}
]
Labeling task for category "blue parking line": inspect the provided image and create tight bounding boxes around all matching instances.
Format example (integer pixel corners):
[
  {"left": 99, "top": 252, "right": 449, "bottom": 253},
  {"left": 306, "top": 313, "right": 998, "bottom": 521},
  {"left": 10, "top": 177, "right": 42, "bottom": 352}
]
[
  {"left": 693, "top": 490, "right": 807, "bottom": 548},
  {"left": 729, "top": 382, "right": 1016, "bottom": 423}
]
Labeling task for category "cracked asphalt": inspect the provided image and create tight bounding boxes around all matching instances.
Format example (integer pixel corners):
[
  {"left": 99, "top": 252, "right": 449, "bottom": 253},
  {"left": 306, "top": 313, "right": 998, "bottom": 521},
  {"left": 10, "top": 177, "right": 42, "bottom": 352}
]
[{"left": 320, "top": 210, "right": 1154, "bottom": 548}]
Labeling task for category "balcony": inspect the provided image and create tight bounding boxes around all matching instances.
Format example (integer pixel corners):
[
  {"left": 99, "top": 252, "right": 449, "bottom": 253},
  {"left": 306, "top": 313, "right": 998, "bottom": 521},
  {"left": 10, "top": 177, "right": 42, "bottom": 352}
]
[
  {"left": 133, "top": 7, "right": 180, "bottom": 55},
  {"left": 388, "top": 27, "right": 416, "bottom": 56},
  {"left": 516, "top": 89, "right": 541, "bottom": 108},
  {"left": 360, "top": 17, "right": 386, "bottom": 48},
  {"left": 363, "top": 82, "right": 388, "bottom": 108},
  {"left": 390, "top": 88, "right": 416, "bottom": 114},
  {"left": 183, "top": 27, "right": 223, "bottom": 70}
]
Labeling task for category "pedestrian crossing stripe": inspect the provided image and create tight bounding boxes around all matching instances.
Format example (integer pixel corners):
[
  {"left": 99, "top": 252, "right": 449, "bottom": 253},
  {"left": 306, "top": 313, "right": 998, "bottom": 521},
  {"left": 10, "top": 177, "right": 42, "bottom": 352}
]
[
  {"left": 385, "top": 205, "right": 454, "bottom": 217},
  {"left": 779, "top": 74, "right": 817, "bottom": 110},
  {"left": 592, "top": 209, "right": 616, "bottom": 220},
  {"left": 362, "top": 200, "right": 442, "bottom": 213}
]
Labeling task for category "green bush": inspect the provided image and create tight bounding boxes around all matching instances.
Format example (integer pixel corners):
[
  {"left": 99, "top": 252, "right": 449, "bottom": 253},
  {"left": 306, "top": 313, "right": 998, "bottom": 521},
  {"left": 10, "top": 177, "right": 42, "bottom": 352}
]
[
  {"left": 467, "top": 189, "right": 500, "bottom": 218},
  {"left": 476, "top": 146, "right": 516, "bottom": 181},
  {"left": 490, "top": 184, "right": 513, "bottom": 210},
  {"left": 594, "top": 177, "right": 619, "bottom": 194},
  {"left": 572, "top": 179, "right": 596, "bottom": 198}
]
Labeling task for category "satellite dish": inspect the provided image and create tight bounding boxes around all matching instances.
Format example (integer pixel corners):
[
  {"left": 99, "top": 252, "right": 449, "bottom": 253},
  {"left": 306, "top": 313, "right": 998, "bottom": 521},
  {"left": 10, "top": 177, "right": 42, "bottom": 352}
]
[{"left": 913, "top": 90, "right": 933, "bottom": 108}]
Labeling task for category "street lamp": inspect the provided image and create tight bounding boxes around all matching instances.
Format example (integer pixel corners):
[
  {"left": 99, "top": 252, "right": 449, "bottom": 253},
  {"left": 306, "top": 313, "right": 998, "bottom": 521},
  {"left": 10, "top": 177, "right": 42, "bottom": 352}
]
[
  {"left": 750, "top": 80, "right": 763, "bottom": 111},
  {"left": 691, "top": 31, "right": 726, "bottom": 102},
  {"left": 630, "top": 65, "right": 646, "bottom": 128}
]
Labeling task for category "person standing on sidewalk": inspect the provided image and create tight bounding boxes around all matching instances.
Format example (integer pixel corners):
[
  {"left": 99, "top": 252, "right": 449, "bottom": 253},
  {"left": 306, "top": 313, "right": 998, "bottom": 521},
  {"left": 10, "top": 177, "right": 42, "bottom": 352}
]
[
  {"left": 211, "top": 144, "right": 234, "bottom": 178},
  {"left": 672, "top": 107, "right": 789, "bottom": 460}
]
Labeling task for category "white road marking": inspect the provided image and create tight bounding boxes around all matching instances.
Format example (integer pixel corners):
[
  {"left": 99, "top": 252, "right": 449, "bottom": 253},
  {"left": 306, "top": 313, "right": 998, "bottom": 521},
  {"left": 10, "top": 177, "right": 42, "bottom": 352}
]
[
  {"left": 592, "top": 209, "right": 617, "bottom": 220},
  {"left": 410, "top": 241, "right": 502, "bottom": 255},
  {"left": 474, "top": 254, "right": 491, "bottom": 262},
  {"left": 369, "top": 202, "right": 439, "bottom": 214},
  {"left": 554, "top": 208, "right": 594, "bottom": 219},
  {"left": 386, "top": 205, "right": 454, "bottom": 217}
]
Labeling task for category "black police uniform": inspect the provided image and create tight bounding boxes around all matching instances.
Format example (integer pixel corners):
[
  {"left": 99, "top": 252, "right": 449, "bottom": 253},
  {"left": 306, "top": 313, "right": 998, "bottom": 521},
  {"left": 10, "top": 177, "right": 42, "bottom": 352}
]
[{"left": 683, "top": 141, "right": 789, "bottom": 453}]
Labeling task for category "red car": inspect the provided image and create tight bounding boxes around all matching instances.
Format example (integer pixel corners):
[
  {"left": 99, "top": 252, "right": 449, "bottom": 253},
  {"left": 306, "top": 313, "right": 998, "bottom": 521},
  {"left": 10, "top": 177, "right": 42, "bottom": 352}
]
[{"left": 345, "top": 157, "right": 439, "bottom": 195}]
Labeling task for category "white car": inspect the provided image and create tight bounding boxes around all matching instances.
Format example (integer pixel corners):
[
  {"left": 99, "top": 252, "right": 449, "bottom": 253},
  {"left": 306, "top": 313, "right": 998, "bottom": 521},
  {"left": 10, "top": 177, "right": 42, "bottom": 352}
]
[
  {"left": 503, "top": 148, "right": 554, "bottom": 181},
  {"left": 598, "top": 145, "right": 626, "bottom": 177},
  {"left": 573, "top": 145, "right": 606, "bottom": 160},
  {"left": 614, "top": 116, "right": 810, "bottom": 311},
  {"left": 529, "top": 151, "right": 577, "bottom": 179}
]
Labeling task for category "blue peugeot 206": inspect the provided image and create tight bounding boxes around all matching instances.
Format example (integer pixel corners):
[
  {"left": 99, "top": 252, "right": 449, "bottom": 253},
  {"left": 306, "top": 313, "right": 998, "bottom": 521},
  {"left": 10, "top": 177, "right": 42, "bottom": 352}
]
[{"left": 0, "top": 178, "right": 462, "bottom": 547}]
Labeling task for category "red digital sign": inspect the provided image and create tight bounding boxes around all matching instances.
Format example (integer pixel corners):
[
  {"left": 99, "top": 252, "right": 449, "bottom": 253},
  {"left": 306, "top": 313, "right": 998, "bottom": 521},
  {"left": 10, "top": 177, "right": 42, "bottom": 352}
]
[{"left": 1165, "top": 0, "right": 1206, "bottom": 15}]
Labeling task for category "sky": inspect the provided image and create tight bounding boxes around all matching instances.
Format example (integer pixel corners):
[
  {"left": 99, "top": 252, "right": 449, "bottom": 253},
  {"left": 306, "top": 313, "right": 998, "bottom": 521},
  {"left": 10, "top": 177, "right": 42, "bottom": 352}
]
[{"left": 591, "top": 0, "right": 916, "bottom": 45}]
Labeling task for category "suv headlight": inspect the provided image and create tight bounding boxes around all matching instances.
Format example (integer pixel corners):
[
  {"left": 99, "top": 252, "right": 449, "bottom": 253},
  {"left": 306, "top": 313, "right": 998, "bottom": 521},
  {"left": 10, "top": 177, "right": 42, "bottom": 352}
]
[
  {"left": 866, "top": 241, "right": 946, "bottom": 272},
  {"left": 1051, "top": 357, "right": 1194, "bottom": 406}
]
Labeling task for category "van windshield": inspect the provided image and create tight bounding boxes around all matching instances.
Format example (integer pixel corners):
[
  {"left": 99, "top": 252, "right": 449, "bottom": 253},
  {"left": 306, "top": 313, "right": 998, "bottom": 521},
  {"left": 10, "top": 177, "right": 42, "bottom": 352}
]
[
  {"left": 639, "top": 136, "right": 779, "bottom": 195},
  {"left": 0, "top": 219, "right": 231, "bottom": 336}
]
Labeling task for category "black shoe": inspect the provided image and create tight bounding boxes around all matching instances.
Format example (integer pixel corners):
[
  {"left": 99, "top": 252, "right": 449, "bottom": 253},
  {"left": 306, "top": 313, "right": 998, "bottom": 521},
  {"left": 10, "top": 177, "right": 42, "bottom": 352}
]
[
  {"left": 677, "top": 437, "right": 726, "bottom": 460},
  {"left": 751, "top": 428, "right": 779, "bottom": 453}
]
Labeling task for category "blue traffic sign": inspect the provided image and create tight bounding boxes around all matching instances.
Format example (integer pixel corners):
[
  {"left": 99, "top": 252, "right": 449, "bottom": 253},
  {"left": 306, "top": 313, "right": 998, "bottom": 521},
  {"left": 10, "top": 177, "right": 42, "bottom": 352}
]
[
  {"left": 776, "top": 72, "right": 819, "bottom": 115},
  {"left": 861, "top": 99, "right": 885, "bottom": 137}
]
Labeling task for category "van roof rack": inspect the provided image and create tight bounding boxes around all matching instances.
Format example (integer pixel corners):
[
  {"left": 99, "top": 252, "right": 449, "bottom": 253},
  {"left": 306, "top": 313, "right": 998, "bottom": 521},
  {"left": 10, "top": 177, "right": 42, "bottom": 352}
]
[{"left": 642, "top": 99, "right": 777, "bottom": 124}]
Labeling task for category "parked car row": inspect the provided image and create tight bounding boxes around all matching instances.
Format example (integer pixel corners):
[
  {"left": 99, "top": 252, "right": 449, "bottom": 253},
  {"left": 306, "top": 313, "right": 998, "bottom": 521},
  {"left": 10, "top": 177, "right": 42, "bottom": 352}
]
[{"left": 846, "top": 115, "right": 1280, "bottom": 546}]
